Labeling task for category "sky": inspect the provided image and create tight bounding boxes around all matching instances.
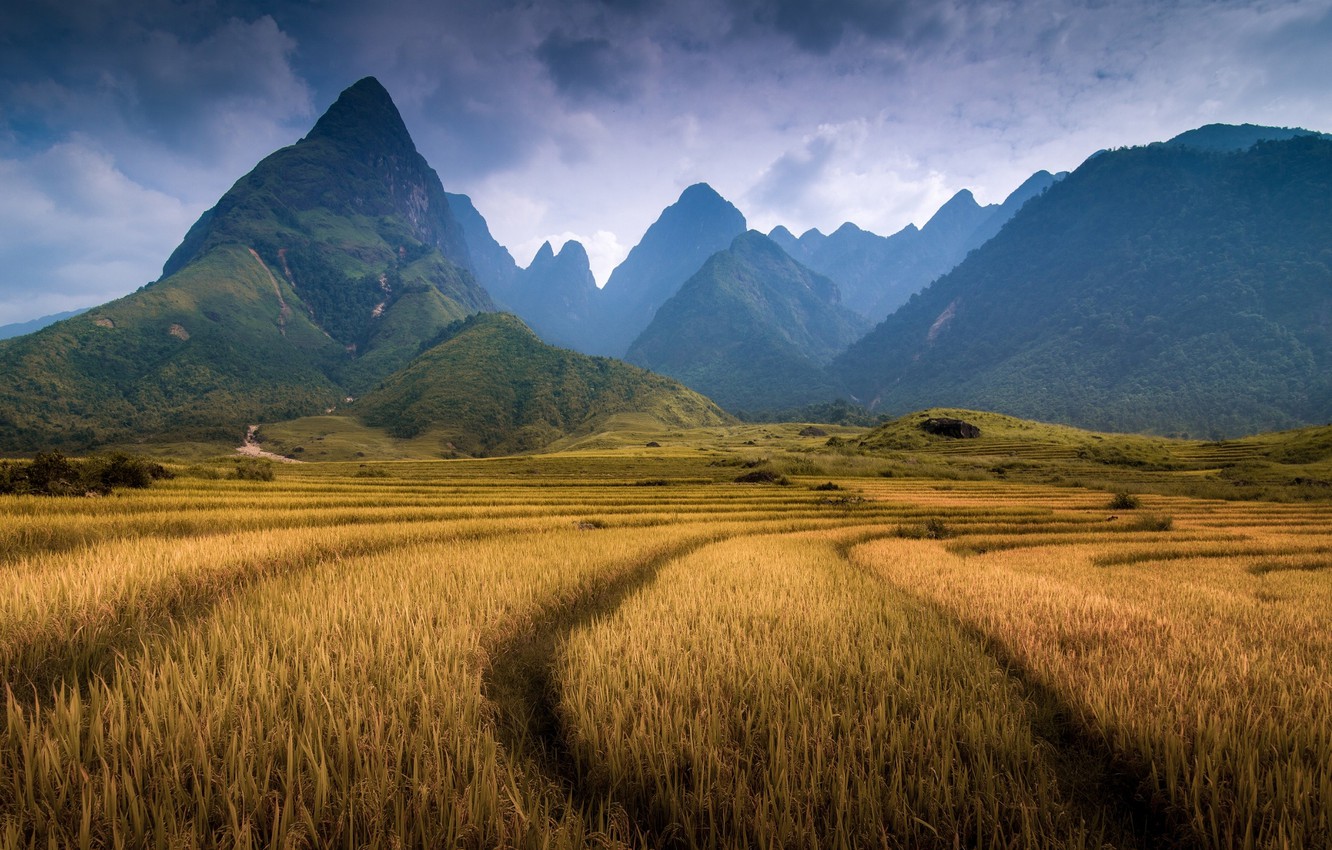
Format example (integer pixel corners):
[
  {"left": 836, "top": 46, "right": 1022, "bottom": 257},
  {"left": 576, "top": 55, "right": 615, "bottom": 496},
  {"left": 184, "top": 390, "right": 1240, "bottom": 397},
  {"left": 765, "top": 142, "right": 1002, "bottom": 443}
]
[{"left": 2, "top": 0, "right": 1331, "bottom": 325}]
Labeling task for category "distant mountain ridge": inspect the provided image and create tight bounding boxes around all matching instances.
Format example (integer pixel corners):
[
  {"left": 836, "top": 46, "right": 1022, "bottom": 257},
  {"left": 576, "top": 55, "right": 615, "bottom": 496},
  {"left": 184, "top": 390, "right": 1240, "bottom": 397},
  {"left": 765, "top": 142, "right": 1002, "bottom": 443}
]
[
  {"left": 770, "top": 170, "right": 1064, "bottom": 322},
  {"left": 1161, "top": 123, "right": 1332, "bottom": 152},
  {"left": 834, "top": 134, "right": 1332, "bottom": 438},
  {"left": 0, "top": 308, "right": 90, "bottom": 341}
]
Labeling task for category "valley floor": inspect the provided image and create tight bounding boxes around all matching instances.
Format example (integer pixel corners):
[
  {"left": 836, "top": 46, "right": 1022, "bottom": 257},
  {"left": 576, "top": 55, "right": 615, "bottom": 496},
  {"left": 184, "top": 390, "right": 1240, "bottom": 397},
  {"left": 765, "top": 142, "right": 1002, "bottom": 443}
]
[{"left": 1, "top": 452, "right": 1329, "bottom": 848}]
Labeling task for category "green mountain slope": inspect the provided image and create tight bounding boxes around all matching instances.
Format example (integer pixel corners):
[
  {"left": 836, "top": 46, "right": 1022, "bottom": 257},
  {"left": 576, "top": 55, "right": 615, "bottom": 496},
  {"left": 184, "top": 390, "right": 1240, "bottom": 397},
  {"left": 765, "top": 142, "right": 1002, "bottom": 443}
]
[
  {"left": 0, "top": 246, "right": 344, "bottom": 447},
  {"left": 834, "top": 135, "right": 1332, "bottom": 438},
  {"left": 0, "top": 77, "right": 494, "bottom": 450},
  {"left": 356, "top": 312, "right": 733, "bottom": 455},
  {"left": 627, "top": 231, "right": 869, "bottom": 413}
]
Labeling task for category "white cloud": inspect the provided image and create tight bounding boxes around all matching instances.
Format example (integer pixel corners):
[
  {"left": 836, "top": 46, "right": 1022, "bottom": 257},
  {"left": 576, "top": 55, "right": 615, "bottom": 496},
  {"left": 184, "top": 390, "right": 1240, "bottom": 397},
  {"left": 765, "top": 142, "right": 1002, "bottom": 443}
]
[{"left": 0, "top": 142, "right": 195, "bottom": 324}]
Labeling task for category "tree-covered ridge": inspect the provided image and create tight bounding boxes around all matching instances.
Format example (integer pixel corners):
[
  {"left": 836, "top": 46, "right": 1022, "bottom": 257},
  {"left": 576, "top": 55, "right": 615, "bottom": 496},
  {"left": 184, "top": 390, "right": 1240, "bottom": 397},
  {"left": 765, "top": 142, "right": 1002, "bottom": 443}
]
[
  {"left": 356, "top": 312, "right": 732, "bottom": 456},
  {"left": 627, "top": 231, "right": 868, "bottom": 414},
  {"left": 835, "top": 136, "right": 1332, "bottom": 438}
]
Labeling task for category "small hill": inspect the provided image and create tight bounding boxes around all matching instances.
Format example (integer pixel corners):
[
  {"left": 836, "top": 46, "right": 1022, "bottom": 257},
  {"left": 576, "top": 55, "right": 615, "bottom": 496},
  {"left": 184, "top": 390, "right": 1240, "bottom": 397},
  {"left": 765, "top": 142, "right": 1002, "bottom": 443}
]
[
  {"left": 858, "top": 407, "right": 1186, "bottom": 466},
  {"left": 355, "top": 312, "right": 732, "bottom": 456},
  {"left": 0, "top": 77, "right": 493, "bottom": 450},
  {"left": 589, "top": 183, "right": 747, "bottom": 356},
  {"left": 626, "top": 231, "right": 868, "bottom": 413},
  {"left": 834, "top": 134, "right": 1332, "bottom": 438}
]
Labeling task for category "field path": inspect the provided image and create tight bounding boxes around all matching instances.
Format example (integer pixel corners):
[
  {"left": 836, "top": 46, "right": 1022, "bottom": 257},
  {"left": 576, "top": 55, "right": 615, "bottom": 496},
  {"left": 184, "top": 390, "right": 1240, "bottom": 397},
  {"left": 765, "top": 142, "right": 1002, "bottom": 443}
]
[
  {"left": 236, "top": 424, "right": 302, "bottom": 462},
  {"left": 481, "top": 533, "right": 725, "bottom": 833}
]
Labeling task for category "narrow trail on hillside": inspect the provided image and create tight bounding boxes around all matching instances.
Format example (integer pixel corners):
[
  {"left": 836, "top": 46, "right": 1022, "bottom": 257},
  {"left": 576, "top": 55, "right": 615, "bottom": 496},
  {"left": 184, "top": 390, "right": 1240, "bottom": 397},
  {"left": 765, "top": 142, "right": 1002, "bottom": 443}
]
[{"left": 480, "top": 534, "right": 724, "bottom": 842}]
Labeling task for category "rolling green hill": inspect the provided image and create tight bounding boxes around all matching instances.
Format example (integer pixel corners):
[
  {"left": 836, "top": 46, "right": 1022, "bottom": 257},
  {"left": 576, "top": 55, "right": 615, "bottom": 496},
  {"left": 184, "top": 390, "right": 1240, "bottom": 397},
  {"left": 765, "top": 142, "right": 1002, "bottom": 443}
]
[
  {"left": 834, "top": 134, "right": 1332, "bottom": 438},
  {"left": 0, "top": 77, "right": 493, "bottom": 451},
  {"left": 354, "top": 312, "right": 733, "bottom": 456},
  {"left": 627, "top": 231, "right": 868, "bottom": 414}
]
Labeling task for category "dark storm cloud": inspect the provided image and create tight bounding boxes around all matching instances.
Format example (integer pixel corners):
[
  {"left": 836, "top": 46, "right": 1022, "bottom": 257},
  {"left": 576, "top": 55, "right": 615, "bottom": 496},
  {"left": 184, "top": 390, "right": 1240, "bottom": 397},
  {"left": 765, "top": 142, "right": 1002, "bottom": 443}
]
[
  {"left": 536, "top": 32, "right": 651, "bottom": 102},
  {"left": 1, "top": 1, "right": 310, "bottom": 159},
  {"left": 728, "top": 0, "right": 952, "bottom": 54}
]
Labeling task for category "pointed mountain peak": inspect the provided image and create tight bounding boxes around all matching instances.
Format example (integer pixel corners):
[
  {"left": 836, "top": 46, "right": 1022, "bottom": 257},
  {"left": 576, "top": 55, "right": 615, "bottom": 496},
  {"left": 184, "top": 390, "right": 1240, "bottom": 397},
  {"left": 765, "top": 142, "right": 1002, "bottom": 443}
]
[
  {"left": 936, "top": 188, "right": 982, "bottom": 213},
  {"left": 1000, "top": 170, "right": 1063, "bottom": 210},
  {"left": 677, "top": 182, "right": 727, "bottom": 205},
  {"left": 530, "top": 241, "right": 556, "bottom": 268},
  {"left": 769, "top": 225, "right": 797, "bottom": 241},
  {"left": 305, "top": 76, "right": 417, "bottom": 154},
  {"left": 555, "top": 239, "right": 589, "bottom": 264},
  {"left": 832, "top": 222, "right": 867, "bottom": 238}
]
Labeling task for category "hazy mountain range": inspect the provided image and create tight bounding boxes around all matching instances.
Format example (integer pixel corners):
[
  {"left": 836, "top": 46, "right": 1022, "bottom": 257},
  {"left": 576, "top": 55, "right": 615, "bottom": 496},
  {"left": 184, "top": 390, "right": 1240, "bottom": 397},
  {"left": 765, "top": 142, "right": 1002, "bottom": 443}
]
[{"left": 1, "top": 76, "right": 1328, "bottom": 452}]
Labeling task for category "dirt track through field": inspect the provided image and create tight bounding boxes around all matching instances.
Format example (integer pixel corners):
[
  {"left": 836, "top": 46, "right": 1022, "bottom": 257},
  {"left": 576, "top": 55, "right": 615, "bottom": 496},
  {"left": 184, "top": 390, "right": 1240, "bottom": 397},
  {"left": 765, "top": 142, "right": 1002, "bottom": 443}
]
[{"left": 480, "top": 534, "right": 726, "bottom": 839}]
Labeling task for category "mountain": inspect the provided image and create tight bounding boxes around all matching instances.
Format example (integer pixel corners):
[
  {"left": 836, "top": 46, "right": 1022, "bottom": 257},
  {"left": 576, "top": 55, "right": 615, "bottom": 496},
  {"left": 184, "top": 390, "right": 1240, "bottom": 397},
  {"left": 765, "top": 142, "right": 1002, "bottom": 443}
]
[
  {"left": 626, "top": 231, "right": 869, "bottom": 413},
  {"left": 770, "top": 171, "right": 1062, "bottom": 323},
  {"left": 834, "top": 134, "right": 1332, "bottom": 439},
  {"left": 0, "top": 308, "right": 90, "bottom": 341},
  {"left": 589, "top": 183, "right": 747, "bottom": 356},
  {"left": 501, "top": 240, "right": 599, "bottom": 350},
  {"left": 0, "top": 77, "right": 493, "bottom": 450},
  {"left": 444, "top": 192, "right": 522, "bottom": 306},
  {"left": 1162, "top": 123, "right": 1332, "bottom": 152},
  {"left": 356, "top": 312, "right": 732, "bottom": 455}
]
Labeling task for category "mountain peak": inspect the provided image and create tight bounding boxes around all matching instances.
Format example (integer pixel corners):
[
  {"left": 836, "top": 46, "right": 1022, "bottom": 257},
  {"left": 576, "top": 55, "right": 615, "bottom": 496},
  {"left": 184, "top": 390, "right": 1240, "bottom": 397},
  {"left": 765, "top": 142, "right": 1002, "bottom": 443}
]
[
  {"left": 530, "top": 241, "right": 556, "bottom": 268},
  {"left": 555, "top": 239, "right": 589, "bottom": 264},
  {"left": 305, "top": 76, "right": 416, "bottom": 154},
  {"left": 677, "top": 182, "right": 727, "bottom": 206}
]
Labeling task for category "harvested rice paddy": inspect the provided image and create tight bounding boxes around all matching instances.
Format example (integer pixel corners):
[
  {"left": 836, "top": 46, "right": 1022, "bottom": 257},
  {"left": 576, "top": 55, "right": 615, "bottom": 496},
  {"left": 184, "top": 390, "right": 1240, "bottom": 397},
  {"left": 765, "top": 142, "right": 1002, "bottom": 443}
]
[{"left": 1, "top": 451, "right": 1329, "bottom": 848}]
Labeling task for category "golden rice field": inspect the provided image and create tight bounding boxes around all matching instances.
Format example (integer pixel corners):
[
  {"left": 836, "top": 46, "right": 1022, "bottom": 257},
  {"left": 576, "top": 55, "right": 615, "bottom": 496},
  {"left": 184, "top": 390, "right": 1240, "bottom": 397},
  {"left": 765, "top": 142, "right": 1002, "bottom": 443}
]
[{"left": 1, "top": 454, "right": 1329, "bottom": 848}]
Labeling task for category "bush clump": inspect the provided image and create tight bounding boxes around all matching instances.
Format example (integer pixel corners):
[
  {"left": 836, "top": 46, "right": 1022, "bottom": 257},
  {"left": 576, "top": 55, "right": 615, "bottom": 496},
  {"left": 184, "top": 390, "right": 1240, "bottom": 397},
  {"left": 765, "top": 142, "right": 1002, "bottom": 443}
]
[
  {"left": 0, "top": 451, "right": 172, "bottom": 496},
  {"left": 896, "top": 518, "right": 953, "bottom": 540},
  {"left": 735, "top": 470, "right": 790, "bottom": 485},
  {"left": 232, "top": 458, "right": 276, "bottom": 482},
  {"left": 1128, "top": 514, "right": 1173, "bottom": 532},
  {"left": 1107, "top": 492, "right": 1142, "bottom": 510}
]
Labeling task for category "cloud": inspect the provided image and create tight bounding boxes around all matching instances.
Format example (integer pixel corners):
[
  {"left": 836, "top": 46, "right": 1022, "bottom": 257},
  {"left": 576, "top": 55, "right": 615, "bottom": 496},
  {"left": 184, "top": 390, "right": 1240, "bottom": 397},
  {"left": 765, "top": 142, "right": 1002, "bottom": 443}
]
[
  {"left": 2, "top": 11, "right": 312, "bottom": 191},
  {"left": 537, "top": 32, "right": 654, "bottom": 102},
  {"left": 0, "top": 142, "right": 195, "bottom": 324}
]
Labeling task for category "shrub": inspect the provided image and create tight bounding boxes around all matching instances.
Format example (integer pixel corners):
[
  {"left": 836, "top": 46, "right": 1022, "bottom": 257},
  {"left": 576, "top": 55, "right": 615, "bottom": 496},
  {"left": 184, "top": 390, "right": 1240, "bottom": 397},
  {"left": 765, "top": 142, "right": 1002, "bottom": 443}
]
[
  {"left": 1128, "top": 514, "right": 1173, "bottom": 532},
  {"left": 232, "top": 458, "right": 276, "bottom": 481},
  {"left": 895, "top": 518, "right": 953, "bottom": 540},
  {"left": 0, "top": 451, "right": 170, "bottom": 496},
  {"left": 1107, "top": 492, "right": 1141, "bottom": 510},
  {"left": 812, "top": 482, "right": 841, "bottom": 491},
  {"left": 735, "top": 470, "right": 790, "bottom": 485},
  {"left": 88, "top": 453, "right": 172, "bottom": 489}
]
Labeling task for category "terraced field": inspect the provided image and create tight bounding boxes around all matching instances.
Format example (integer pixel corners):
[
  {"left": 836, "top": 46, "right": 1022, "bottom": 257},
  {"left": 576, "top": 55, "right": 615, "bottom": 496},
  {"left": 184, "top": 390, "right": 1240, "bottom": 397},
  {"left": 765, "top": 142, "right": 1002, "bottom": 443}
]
[{"left": 2, "top": 455, "right": 1329, "bottom": 848}]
